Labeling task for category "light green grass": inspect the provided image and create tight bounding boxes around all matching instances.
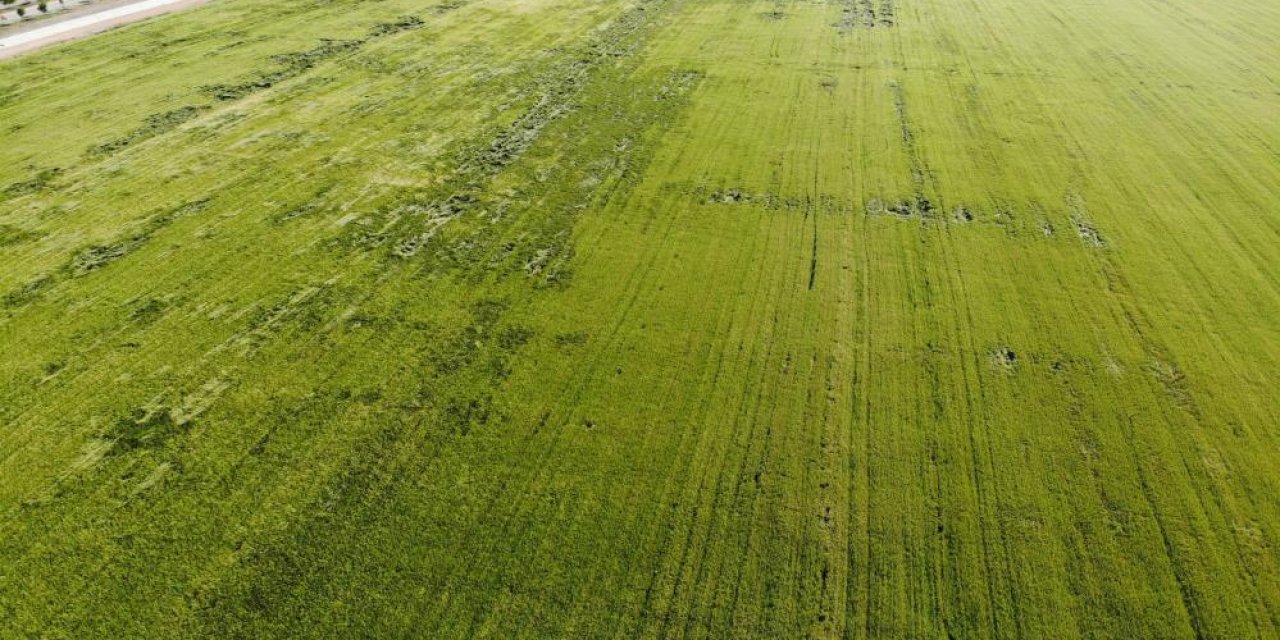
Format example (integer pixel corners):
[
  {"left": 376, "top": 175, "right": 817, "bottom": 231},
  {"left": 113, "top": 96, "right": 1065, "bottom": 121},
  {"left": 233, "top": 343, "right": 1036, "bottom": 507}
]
[{"left": 1, "top": 0, "right": 1279, "bottom": 636}]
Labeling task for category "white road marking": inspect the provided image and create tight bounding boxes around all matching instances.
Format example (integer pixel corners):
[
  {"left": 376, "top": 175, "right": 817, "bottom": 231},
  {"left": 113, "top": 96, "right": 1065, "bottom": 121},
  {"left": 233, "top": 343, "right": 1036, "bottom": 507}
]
[{"left": 0, "top": 0, "right": 196, "bottom": 51}]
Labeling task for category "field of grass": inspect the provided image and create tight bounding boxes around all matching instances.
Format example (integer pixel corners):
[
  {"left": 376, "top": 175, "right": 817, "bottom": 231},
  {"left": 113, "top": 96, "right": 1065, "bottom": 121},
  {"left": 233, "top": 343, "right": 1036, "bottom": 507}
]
[{"left": 1, "top": 0, "right": 1279, "bottom": 636}]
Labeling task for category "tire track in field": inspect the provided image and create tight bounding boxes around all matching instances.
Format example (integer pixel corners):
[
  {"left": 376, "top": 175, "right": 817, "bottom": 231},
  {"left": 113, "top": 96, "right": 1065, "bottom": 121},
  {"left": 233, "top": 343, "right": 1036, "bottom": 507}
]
[
  {"left": 446, "top": 83, "right": 722, "bottom": 629},
  {"left": 619, "top": 159, "right": 788, "bottom": 638},
  {"left": 428, "top": 79, "right": 706, "bottom": 638},
  {"left": 574, "top": 231, "right": 751, "bottom": 635},
  {"left": 935, "top": 220, "right": 1023, "bottom": 638},
  {"left": 802, "top": 82, "right": 847, "bottom": 638},
  {"left": 691, "top": 209, "right": 793, "bottom": 637},
  {"left": 916, "top": 229, "right": 952, "bottom": 637},
  {"left": 624, "top": 149, "right": 791, "bottom": 636},
  {"left": 877, "top": 20, "right": 1026, "bottom": 628},
  {"left": 851, "top": 90, "right": 877, "bottom": 639},
  {"left": 1040, "top": 38, "right": 1280, "bottom": 632},
  {"left": 686, "top": 90, "right": 824, "bottom": 636},
  {"left": 542, "top": 181, "right": 739, "bottom": 634},
  {"left": 1041, "top": 57, "right": 1279, "bottom": 629},
  {"left": 931, "top": 40, "right": 1168, "bottom": 635},
  {"left": 688, "top": 213, "right": 802, "bottom": 638},
  {"left": 650, "top": 224, "right": 772, "bottom": 637},
  {"left": 918, "top": 63, "right": 1036, "bottom": 637},
  {"left": 1088, "top": 240, "right": 1271, "bottom": 638},
  {"left": 941, "top": 20, "right": 1268, "bottom": 633},
  {"left": 436, "top": 157, "right": 686, "bottom": 635}
]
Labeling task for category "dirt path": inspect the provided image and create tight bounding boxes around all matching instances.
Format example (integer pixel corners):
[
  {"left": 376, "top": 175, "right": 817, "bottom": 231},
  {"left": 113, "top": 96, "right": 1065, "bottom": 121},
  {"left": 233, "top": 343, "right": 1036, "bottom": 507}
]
[{"left": 0, "top": 0, "right": 214, "bottom": 60}]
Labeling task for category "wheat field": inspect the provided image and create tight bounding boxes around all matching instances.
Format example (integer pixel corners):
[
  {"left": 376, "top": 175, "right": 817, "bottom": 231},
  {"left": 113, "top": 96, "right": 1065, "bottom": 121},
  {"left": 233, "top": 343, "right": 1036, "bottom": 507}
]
[{"left": 1, "top": 0, "right": 1278, "bottom": 636}]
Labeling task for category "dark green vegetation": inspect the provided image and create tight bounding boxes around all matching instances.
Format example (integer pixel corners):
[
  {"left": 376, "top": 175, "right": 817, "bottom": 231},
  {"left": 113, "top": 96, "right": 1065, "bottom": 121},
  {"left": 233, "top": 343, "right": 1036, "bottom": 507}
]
[{"left": 2, "top": 0, "right": 1279, "bottom": 636}]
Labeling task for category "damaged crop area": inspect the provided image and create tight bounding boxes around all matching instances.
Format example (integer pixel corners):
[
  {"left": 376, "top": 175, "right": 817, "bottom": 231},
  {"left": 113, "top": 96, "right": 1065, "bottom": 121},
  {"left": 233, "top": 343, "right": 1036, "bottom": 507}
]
[{"left": 0, "top": 0, "right": 1278, "bottom": 637}]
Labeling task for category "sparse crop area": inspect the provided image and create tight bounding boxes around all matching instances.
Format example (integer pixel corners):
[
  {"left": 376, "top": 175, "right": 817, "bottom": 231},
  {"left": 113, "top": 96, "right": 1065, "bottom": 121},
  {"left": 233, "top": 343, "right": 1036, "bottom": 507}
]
[{"left": 1, "top": 0, "right": 1279, "bottom": 636}]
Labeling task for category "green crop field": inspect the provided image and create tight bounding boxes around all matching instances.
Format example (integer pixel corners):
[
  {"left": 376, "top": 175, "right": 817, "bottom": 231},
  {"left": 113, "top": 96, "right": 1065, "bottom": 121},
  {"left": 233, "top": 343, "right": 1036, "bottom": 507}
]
[{"left": 1, "top": 0, "right": 1278, "bottom": 636}]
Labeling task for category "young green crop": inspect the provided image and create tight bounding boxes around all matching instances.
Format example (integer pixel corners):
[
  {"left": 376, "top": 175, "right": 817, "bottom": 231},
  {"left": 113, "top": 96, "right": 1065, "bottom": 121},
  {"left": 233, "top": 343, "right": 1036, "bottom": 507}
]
[{"left": 1, "top": 0, "right": 1278, "bottom": 636}]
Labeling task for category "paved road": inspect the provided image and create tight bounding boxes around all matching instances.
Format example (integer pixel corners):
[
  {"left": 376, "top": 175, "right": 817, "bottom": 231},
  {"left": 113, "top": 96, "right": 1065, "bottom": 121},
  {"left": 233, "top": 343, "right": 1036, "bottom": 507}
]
[{"left": 0, "top": 0, "right": 213, "bottom": 60}]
